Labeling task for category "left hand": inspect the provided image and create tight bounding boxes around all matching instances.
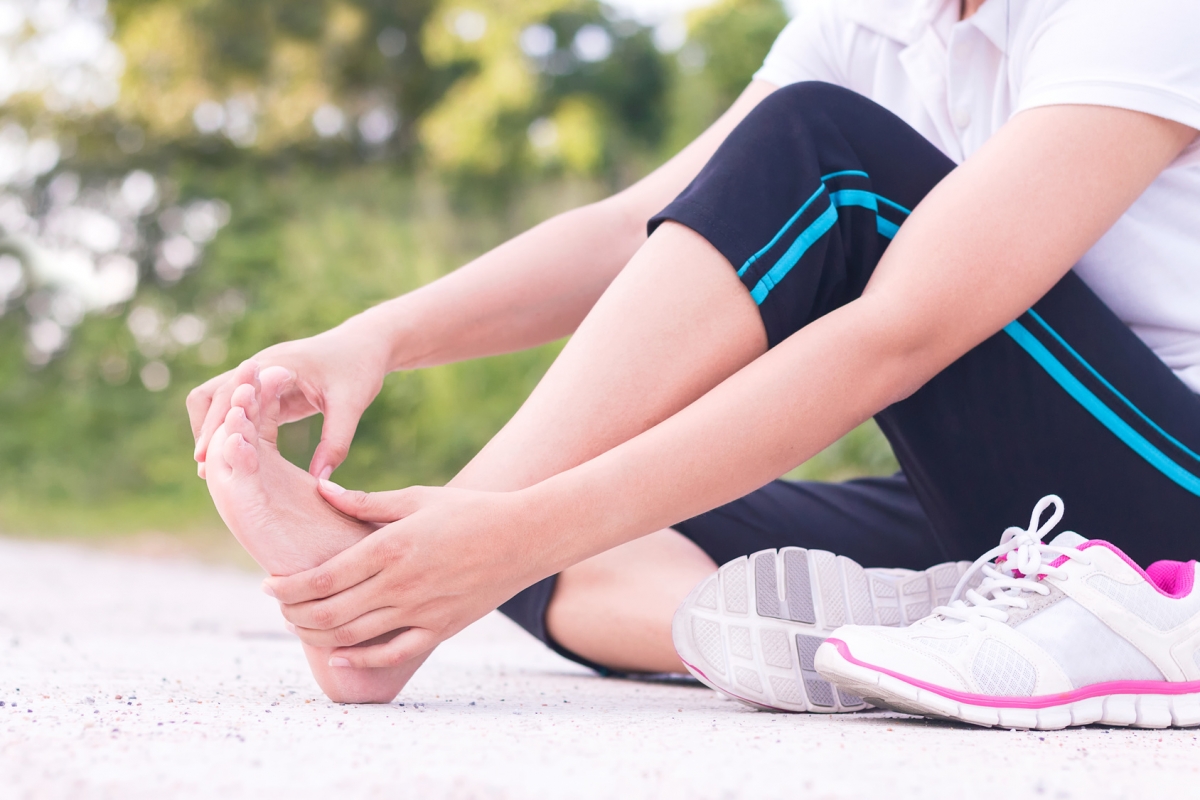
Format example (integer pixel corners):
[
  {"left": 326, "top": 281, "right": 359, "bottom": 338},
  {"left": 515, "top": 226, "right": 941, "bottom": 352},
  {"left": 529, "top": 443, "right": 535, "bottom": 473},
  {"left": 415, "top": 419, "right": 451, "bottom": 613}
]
[{"left": 265, "top": 482, "right": 543, "bottom": 669}]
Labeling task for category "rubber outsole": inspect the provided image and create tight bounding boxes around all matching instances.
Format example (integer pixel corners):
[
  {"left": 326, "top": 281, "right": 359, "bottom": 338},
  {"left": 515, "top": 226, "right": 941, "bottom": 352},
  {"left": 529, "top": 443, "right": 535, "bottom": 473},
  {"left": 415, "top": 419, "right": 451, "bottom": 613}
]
[
  {"left": 672, "top": 547, "right": 972, "bottom": 713},
  {"left": 813, "top": 641, "right": 1200, "bottom": 730}
]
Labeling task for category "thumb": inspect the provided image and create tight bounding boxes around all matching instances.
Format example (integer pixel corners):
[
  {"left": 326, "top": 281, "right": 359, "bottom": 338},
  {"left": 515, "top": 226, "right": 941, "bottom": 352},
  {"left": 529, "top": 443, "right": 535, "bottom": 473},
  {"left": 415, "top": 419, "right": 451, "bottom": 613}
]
[
  {"left": 308, "top": 397, "right": 362, "bottom": 479},
  {"left": 317, "top": 483, "right": 431, "bottom": 523}
]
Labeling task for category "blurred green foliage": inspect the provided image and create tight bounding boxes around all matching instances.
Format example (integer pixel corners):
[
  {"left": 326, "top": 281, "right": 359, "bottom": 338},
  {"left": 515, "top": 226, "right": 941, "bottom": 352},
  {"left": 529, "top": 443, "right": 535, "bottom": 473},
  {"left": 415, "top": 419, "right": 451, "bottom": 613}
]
[{"left": 0, "top": 0, "right": 897, "bottom": 538}]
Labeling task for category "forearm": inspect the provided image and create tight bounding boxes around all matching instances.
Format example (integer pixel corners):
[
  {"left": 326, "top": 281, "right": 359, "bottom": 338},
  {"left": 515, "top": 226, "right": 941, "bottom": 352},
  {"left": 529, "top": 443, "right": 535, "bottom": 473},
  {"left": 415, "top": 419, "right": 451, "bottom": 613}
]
[
  {"left": 518, "top": 298, "right": 925, "bottom": 575},
  {"left": 346, "top": 197, "right": 643, "bottom": 372}
]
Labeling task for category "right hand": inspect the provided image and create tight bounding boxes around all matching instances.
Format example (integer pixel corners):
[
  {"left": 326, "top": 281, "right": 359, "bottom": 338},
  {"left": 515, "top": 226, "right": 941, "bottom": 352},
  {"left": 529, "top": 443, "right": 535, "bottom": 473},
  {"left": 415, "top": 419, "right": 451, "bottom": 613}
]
[{"left": 187, "top": 322, "right": 391, "bottom": 479}]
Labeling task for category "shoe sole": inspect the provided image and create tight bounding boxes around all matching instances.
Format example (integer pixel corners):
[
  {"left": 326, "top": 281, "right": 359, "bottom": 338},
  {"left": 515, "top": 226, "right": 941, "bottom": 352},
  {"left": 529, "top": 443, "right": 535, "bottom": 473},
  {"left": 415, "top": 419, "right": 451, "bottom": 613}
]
[
  {"left": 814, "top": 639, "right": 1200, "bottom": 730},
  {"left": 672, "top": 547, "right": 970, "bottom": 713}
]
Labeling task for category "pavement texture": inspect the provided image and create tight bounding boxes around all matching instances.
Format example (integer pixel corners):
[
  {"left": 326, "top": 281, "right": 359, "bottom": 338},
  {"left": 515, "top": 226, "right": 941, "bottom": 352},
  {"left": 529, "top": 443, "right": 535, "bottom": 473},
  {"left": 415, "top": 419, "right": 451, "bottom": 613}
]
[{"left": 2, "top": 537, "right": 1199, "bottom": 799}]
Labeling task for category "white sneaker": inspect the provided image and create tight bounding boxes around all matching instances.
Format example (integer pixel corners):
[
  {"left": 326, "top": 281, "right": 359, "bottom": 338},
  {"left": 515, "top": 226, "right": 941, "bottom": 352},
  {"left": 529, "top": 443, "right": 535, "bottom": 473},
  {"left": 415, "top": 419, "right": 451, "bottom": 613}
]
[
  {"left": 815, "top": 495, "right": 1200, "bottom": 730},
  {"left": 671, "top": 547, "right": 971, "bottom": 712}
]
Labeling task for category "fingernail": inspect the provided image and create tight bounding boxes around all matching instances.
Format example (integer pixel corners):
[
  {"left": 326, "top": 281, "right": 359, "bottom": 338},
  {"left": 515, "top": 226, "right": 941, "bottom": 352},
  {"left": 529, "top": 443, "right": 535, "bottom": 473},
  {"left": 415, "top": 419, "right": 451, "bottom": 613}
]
[
  {"left": 197, "top": 463, "right": 205, "bottom": 479},
  {"left": 260, "top": 582, "right": 276, "bottom": 598},
  {"left": 329, "top": 657, "right": 352, "bottom": 668},
  {"left": 318, "top": 465, "right": 333, "bottom": 482},
  {"left": 284, "top": 621, "right": 297, "bottom": 634},
  {"left": 319, "top": 479, "right": 345, "bottom": 495}
]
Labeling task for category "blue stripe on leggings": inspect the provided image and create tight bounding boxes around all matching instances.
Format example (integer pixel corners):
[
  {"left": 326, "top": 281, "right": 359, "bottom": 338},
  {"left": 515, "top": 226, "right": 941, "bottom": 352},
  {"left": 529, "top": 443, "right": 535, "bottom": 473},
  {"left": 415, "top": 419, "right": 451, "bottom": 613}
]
[
  {"left": 830, "top": 189, "right": 879, "bottom": 211},
  {"left": 749, "top": 203, "right": 839, "bottom": 304},
  {"left": 1004, "top": 319, "right": 1200, "bottom": 497},
  {"left": 829, "top": 190, "right": 903, "bottom": 240},
  {"left": 1026, "top": 309, "right": 1200, "bottom": 464},
  {"left": 746, "top": 173, "right": 910, "bottom": 303},
  {"left": 737, "top": 185, "right": 827, "bottom": 278},
  {"left": 820, "top": 169, "right": 870, "bottom": 181}
]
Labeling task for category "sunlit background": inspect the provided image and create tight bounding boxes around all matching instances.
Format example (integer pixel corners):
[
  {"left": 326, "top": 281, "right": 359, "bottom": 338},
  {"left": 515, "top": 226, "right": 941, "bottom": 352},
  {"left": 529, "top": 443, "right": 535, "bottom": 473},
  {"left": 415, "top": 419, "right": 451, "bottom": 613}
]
[{"left": 0, "top": 0, "right": 894, "bottom": 544}]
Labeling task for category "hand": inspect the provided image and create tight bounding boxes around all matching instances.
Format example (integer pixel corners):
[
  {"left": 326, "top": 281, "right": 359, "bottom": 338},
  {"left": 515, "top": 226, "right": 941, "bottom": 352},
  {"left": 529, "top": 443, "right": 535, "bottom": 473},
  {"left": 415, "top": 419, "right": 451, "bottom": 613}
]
[
  {"left": 264, "top": 482, "right": 545, "bottom": 669},
  {"left": 187, "top": 320, "right": 390, "bottom": 479}
]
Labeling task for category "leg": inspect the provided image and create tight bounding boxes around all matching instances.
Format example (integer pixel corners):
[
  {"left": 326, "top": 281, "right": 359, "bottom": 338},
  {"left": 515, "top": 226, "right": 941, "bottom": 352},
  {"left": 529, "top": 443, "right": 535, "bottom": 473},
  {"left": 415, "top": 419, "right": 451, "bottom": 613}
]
[
  {"left": 206, "top": 189, "right": 770, "bottom": 694},
  {"left": 437, "top": 222, "right": 770, "bottom": 673},
  {"left": 545, "top": 529, "right": 717, "bottom": 674},
  {"left": 497, "top": 82, "right": 964, "bottom": 670},
  {"left": 450, "top": 223, "right": 767, "bottom": 493}
]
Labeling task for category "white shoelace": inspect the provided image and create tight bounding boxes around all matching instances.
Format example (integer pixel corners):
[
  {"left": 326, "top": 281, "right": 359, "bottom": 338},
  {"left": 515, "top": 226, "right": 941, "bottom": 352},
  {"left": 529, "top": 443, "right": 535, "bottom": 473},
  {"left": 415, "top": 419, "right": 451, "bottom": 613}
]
[{"left": 933, "top": 495, "right": 1092, "bottom": 629}]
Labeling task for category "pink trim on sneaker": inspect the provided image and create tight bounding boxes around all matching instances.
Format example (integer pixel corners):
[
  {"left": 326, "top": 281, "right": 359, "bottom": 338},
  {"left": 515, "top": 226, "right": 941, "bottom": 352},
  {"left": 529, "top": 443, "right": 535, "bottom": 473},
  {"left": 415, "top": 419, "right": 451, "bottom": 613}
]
[
  {"left": 1074, "top": 541, "right": 1197, "bottom": 599},
  {"left": 1146, "top": 560, "right": 1195, "bottom": 598},
  {"left": 825, "top": 638, "right": 1200, "bottom": 710}
]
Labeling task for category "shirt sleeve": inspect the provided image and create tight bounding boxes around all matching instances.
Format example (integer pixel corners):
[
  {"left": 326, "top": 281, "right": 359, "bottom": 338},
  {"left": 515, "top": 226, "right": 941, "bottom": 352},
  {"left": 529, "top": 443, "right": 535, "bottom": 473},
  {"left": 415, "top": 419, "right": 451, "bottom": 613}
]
[
  {"left": 1017, "top": 0, "right": 1200, "bottom": 133},
  {"left": 752, "top": 0, "right": 847, "bottom": 88}
]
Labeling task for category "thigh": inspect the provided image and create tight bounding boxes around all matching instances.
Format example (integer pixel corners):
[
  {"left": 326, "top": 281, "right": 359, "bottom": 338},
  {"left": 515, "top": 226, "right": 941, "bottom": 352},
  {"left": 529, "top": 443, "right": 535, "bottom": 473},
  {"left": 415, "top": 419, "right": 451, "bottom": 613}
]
[
  {"left": 673, "top": 472, "right": 948, "bottom": 570},
  {"left": 880, "top": 270, "right": 1200, "bottom": 564}
]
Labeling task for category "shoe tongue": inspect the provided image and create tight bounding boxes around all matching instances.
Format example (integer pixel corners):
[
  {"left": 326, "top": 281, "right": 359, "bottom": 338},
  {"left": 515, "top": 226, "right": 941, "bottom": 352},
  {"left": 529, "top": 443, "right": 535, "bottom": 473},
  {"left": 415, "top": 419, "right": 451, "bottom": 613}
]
[{"left": 1048, "top": 530, "right": 1087, "bottom": 549}]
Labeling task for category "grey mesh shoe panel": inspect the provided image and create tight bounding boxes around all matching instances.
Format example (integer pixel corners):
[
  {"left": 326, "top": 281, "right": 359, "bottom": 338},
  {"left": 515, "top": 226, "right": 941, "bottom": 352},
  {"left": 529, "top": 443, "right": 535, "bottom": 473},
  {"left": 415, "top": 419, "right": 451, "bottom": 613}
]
[
  {"left": 783, "top": 549, "right": 816, "bottom": 623},
  {"left": 805, "top": 679, "right": 835, "bottom": 708},
  {"left": 755, "top": 552, "right": 782, "bottom": 618},
  {"left": 795, "top": 634, "right": 823, "bottom": 671}
]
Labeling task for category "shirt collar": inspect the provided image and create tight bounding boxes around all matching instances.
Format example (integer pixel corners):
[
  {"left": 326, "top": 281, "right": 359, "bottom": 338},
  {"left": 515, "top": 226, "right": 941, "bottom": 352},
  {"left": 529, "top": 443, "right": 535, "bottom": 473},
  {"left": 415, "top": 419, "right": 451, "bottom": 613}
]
[
  {"left": 967, "top": 0, "right": 1015, "bottom": 53},
  {"left": 840, "top": 0, "right": 1013, "bottom": 53},
  {"left": 839, "top": 0, "right": 952, "bottom": 45}
]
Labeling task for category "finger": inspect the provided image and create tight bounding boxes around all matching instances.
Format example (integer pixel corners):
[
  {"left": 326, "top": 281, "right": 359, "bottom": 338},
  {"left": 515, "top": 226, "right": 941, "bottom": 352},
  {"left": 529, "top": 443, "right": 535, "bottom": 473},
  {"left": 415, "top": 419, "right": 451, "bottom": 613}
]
[
  {"left": 277, "top": 574, "right": 386, "bottom": 631},
  {"left": 186, "top": 373, "right": 225, "bottom": 440},
  {"left": 289, "top": 607, "right": 408, "bottom": 648},
  {"left": 262, "top": 534, "right": 389, "bottom": 604},
  {"left": 316, "top": 483, "right": 429, "bottom": 523},
  {"left": 256, "top": 366, "right": 294, "bottom": 446},
  {"left": 308, "top": 395, "right": 364, "bottom": 479},
  {"left": 193, "top": 360, "right": 259, "bottom": 462},
  {"left": 328, "top": 627, "right": 439, "bottom": 670}
]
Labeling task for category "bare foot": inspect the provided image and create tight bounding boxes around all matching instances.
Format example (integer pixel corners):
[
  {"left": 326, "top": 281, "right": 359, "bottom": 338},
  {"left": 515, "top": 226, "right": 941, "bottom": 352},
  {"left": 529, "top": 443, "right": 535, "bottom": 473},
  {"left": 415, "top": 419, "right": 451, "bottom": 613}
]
[{"left": 204, "top": 366, "right": 427, "bottom": 703}]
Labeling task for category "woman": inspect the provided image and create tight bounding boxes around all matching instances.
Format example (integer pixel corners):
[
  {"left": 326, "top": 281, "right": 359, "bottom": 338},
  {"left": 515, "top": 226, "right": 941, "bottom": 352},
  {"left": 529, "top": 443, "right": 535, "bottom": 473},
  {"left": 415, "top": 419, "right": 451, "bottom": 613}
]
[{"left": 189, "top": 0, "right": 1200, "bottom": 722}]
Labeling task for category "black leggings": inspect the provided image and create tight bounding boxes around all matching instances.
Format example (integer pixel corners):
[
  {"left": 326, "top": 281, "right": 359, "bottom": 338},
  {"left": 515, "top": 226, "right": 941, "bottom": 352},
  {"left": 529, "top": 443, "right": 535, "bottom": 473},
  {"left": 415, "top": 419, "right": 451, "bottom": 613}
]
[{"left": 500, "top": 82, "right": 1200, "bottom": 673}]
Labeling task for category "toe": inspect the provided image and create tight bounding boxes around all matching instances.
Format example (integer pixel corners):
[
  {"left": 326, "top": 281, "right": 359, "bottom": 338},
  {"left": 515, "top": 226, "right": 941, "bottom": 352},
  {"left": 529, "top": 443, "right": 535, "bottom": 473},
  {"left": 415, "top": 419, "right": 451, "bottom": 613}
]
[
  {"left": 222, "top": 431, "right": 261, "bottom": 479},
  {"left": 224, "top": 404, "right": 258, "bottom": 446},
  {"left": 230, "top": 382, "right": 261, "bottom": 428}
]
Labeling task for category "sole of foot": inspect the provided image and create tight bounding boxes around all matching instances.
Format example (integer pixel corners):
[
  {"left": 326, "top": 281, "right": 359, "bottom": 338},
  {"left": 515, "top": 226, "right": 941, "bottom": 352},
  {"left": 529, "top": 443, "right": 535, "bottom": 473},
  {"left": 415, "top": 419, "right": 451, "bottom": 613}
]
[
  {"left": 813, "top": 639, "right": 1200, "bottom": 730},
  {"left": 671, "top": 547, "right": 974, "bottom": 713},
  {"left": 204, "top": 366, "right": 423, "bottom": 704}
]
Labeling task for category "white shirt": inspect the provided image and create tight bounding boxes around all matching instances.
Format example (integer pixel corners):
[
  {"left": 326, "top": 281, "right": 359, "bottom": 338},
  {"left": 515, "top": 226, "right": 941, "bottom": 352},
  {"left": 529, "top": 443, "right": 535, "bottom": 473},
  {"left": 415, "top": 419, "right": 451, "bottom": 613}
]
[{"left": 755, "top": 0, "right": 1200, "bottom": 393}]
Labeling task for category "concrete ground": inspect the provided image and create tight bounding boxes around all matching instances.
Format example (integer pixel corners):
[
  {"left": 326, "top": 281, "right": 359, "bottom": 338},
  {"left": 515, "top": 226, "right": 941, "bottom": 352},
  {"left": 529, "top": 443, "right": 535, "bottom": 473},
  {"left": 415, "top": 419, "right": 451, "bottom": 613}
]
[{"left": 1, "top": 537, "right": 1198, "bottom": 799}]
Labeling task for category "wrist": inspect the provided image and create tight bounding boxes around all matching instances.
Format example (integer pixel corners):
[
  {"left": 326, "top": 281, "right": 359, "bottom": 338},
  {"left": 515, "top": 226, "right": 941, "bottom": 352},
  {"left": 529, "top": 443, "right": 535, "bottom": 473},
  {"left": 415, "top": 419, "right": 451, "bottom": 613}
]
[
  {"left": 511, "top": 469, "right": 632, "bottom": 579},
  {"left": 337, "top": 298, "right": 423, "bottom": 374}
]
